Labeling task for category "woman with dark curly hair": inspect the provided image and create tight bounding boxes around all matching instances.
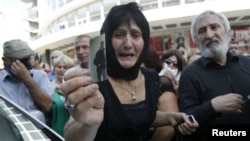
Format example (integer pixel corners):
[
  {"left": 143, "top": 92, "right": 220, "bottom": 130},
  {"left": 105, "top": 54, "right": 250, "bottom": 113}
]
[
  {"left": 160, "top": 49, "right": 186, "bottom": 80},
  {"left": 142, "top": 47, "right": 162, "bottom": 73},
  {"left": 159, "top": 49, "right": 187, "bottom": 94}
]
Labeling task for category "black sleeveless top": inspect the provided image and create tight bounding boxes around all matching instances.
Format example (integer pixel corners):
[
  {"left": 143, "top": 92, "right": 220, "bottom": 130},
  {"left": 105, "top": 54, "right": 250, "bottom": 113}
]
[{"left": 94, "top": 68, "right": 159, "bottom": 141}]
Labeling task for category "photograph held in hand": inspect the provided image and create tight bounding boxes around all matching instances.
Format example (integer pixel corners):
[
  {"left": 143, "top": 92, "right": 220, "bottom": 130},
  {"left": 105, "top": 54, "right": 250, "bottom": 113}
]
[{"left": 89, "top": 33, "right": 107, "bottom": 83}]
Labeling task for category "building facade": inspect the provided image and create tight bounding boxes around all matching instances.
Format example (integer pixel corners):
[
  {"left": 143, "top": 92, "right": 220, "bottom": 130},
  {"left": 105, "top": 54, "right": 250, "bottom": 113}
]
[{"left": 23, "top": 0, "right": 250, "bottom": 65}]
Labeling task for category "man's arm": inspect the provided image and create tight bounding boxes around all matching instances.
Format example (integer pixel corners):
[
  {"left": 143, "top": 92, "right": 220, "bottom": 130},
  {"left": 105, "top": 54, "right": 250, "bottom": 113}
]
[
  {"left": 22, "top": 74, "right": 53, "bottom": 112},
  {"left": 152, "top": 111, "right": 198, "bottom": 135},
  {"left": 11, "top": 60, "right": 53, "bottom": 112},
  {"left": 94, "top": 51, "right": 100, "bottom": 66}
]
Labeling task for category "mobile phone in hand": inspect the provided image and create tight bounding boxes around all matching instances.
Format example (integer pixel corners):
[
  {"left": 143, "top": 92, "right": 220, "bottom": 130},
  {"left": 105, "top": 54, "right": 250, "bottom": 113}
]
[
  {"left": 188, "top": 115, "right": 196, "bottom": 123},
  {"left": 245, "top": 94, "right": 250, "bottom": 102}
]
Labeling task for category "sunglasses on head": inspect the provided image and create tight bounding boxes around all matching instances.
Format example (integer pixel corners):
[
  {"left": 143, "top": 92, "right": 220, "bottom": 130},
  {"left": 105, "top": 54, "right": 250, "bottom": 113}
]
[{"left": 164, "top": 59, "right": 178, "bottom": 67}]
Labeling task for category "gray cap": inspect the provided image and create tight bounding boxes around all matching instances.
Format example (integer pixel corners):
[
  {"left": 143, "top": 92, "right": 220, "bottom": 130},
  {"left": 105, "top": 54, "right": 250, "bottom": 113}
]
[{"left": 3, "top": 39, "right": 35, "bottom": 59}]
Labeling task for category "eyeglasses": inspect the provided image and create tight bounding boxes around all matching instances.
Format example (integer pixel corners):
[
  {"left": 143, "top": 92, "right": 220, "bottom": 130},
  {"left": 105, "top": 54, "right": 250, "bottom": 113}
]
[
  {"left": 229, "top": 47, "right": 238, "bottom": 50},
  {"left": 164, "top": 59, "right": 178, "bottom": 67}
]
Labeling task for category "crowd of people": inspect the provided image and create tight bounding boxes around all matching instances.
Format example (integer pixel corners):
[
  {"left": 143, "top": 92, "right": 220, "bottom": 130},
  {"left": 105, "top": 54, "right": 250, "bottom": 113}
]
[{"left": 0, "top": 2, "right": 249, "bottom": 141}]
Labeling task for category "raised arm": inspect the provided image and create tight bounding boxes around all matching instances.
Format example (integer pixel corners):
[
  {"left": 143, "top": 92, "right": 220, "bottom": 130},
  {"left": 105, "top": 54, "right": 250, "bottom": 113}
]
[
  {"left": 11, "top": 60, "right": 53, "bottom": 112},
  {"left": 61, "top": 69, "right": 104, "bottom": 141}
]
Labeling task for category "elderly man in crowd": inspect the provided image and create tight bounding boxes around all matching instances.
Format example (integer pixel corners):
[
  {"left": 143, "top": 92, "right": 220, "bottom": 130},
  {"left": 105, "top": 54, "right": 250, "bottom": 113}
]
[{"left": 0, "top": 39, "right": 54, "bottom": 123}]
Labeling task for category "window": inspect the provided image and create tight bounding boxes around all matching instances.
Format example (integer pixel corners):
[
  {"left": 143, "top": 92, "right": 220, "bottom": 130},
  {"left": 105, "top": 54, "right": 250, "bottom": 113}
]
[
  {"left": 140, "top": 0, "right": 158, "bottom": 11},
  {"left": 103, "top": 0, "right": 117, "bottom": 17},
  {"left": 89, "top": 2, "right": 101, "bottom": 22},
  {"left": 162, "top": 0, "right": 180, "bottom": 7}
]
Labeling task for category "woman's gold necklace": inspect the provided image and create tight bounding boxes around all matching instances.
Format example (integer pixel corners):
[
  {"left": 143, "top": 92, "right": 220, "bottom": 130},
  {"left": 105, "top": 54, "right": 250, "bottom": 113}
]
[{"left": 119, "top": 72, "right": 141, "bottom": 101}]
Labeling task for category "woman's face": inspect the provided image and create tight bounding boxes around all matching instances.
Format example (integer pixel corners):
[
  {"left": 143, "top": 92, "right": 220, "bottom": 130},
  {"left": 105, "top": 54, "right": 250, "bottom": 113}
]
[
  {"left": 111, "top": 21, "right": 144, "bottom": 69},
  {"left": 165, "top": 55, "right": 178, "bottom": 70},
  {"left": 55, "top": 61, "right": 68, "bottom": 81}
]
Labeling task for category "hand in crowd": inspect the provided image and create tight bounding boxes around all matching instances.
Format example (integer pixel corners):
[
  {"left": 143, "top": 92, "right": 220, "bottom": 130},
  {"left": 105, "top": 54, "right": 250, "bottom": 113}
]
[
  {"left": 168, "top": 112, "right": 199, "bottom": 135},
  {"left": 163, "top": 70, "right": 179, "bottom": 93},
  {"left": 61, "top": 69, "right": 104, "bottom": 127},
  {"left": 11, "top": 60, "right": 32, "bottom": 81},
  {"left": 211, "top": 93, "right": 245, "bottom": 113},
  {"left": 55, "top": 84, "right": 62, "bottom": 93}
]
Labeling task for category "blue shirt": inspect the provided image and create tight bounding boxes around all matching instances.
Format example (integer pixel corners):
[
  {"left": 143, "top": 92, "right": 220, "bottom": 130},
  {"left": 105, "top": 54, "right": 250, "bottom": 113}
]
[
  {"left": 47, "top": 70, "right": 56, "bottom": 81},
  {"left": 0, "top": 69, "right": 54, "bottom": 123}
]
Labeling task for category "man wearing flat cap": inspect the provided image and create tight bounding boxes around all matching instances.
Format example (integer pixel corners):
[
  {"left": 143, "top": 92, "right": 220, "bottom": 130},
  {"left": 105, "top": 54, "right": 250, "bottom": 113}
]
[{"left": 0, "top": 39, "right": 54, "bottom": 123}]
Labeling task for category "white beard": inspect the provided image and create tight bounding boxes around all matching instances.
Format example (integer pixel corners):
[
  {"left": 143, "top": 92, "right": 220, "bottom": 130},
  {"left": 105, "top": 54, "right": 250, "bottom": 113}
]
[{"left": 198, "top": 35, "right": 229, "bottom": 60}]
